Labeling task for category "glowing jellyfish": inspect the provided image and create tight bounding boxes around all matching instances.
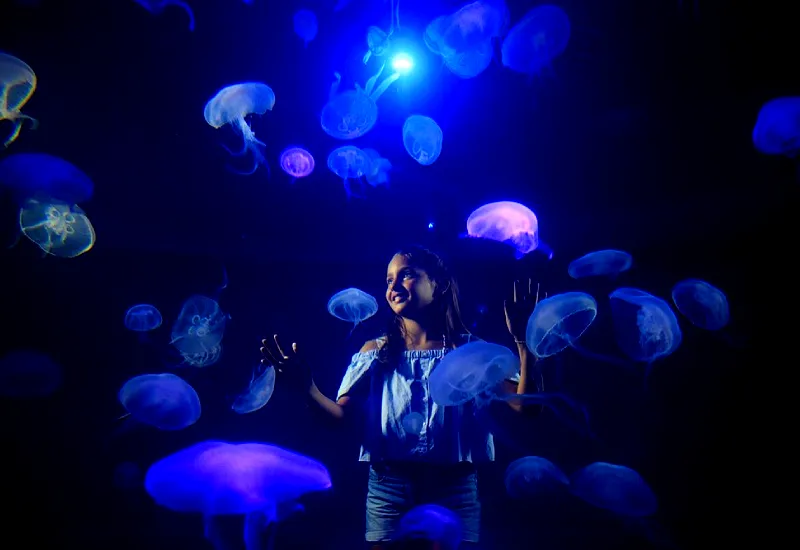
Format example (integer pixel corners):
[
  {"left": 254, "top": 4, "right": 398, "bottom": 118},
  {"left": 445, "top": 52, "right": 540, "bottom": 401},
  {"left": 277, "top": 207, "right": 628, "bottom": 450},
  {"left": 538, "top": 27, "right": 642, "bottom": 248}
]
[
  {"left": 19, "top": 196, "right": 96, "bottom": 258},
  {"left": 465, "top": 201, "right": 539, "bottom": 258},
  {"left": 232, "top": 364, "right": 276, "bottom": 414},
  {"left": 429, "top": 341, "right": 519, "bottom": 407},
  {"left": 501, "top": 4, "right": 571, "bottom": 76},
  {"left": 124, "top": 304, "right": 163, "bottom": 332},
  {"left": 180, "top": 345, "right": 223, "bottom": 368},
  {"left": 327, "top": 287, "right": 378, "bottom": 331},
  {"left": 402, "top": 115, "right": 443, "bottom": 166},
  {"left": 118, "top": 373, "right": 201, "bottom": 430},
  {"left": 171, "top": 295, "right": 229, "bottom": 354},
  {"left": 134, "top": 0, "right": 195, "bottom": 31},
  {"left": 144, "top": 440, "right": 332, "bottom": 549},
  {"left": 0, "top": 349, "right": 62, "bottom": 398},
  {"left": 442, "top": 40, "right": 494, "bottom": 79},
  {"left": 320, "top": 62, "right": 409, "bottom": 140},
  {"left": 395, "top": 504, "right": 463, "bottom": 549},
  {"left": 569, "top": 462, "right": 657, "bottom": 518},
  {"left": 671, "top": 279, "right": 730, "bottom": 331},
  {"left": 363, "top": 26, "right": 391, "bottom": 64},
  {"left": 609, "top": 288, "right": 682, "bottom": 363},
  {"left": 204, "top": 82, "right": 275, "bottom": 175},
  {"left": 0, "top": 153, "right": 94, "bottom": 203},
  {"left": 327, "top": 146, "right": 371, "bottom": 198},
  {"left": 0, "top": 53, "right": 38, "bottom": 147},
  {"left": 752, "top": 97, "right": 800, "bottom": 157},
  {"left": 279, "top": 146, "right": 315, "bottom": 180},
  {"left": 525, "top": 292, "right": 598, "bottom": 359},
  {"left": 504, "top": 456, "right": 569, "bottom": 499},
  {"left": 293, "top": 9, "right": 318, "bottom": 47},
  {"left": 568, "top": 249, "right": 633, "bottom": 279},
  {"left": 362, "top": 148, "right": 392, "bottom": 187}
]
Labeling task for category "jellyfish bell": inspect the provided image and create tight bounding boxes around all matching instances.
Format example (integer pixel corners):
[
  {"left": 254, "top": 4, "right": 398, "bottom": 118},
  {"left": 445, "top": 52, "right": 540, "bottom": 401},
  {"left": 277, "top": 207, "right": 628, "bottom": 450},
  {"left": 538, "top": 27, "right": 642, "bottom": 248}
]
[
  {"left": 465, "top": 201, "right": 539, "bottom": 258},
  {"left": 609, "top": 288, "right": 682, "bottom": 363},
  {"left": 292, "top": 9, "right": 318, "bottom": 47},
  {"left": 327, "top": 287, "right": 378, "bottom": 332},
  {"left": 0, "top": 153, "right": 94, "bottom": 204},
  {"left": 118, "top": 373, "right": 201, "bottom": 430},
  {"left": 504, "top": 456, "right": 570, "bottom": 499},
  {"left": 134, "top": 0, "right": 196, "bottom": 32},
  {"left": 752, "top": 96, "right": 800, "bottom": 157},
  {"left": 19, "top": 196, "right": 96, "bottom": 258},
  {"left": 671, "top": 279, "right": 730, "bottom": 331},
  {"left": 569, "top": 462, "right": 657, "bottom": 518},
  {"left": 327, "top": 146, "right": 371, "bottom": 198},
  {"left": 361, "top": 148, "right": 392, "bottom": 187},
  {"left": 232, "top": 364, "right": 276, "bottom": 414},
  {"left": 568, "top": 249, "right": 633, "bottom": 279},
  {"left": 402, "top": 115, "right": 443, "bottom": 166},
  {"left": 0, "top": 52, "right": 38, "bottom": 147},
  {"left": 525, "top": 292, "right": 598, "bottom": 359},
  {"left": 124, "top": 304, "right": 163, "bottom": 332},
  {"left": 395, "top": 504, "right": 463, "bottom": 550},
  {"left": 501, "top": 4, "right": 571, "bottom": 77},
  {"left": 204, "top": 82, "right": 275, "bottom": 175},
  {"left": 279, "top": 147, "right": 315, "bottom": 180}
]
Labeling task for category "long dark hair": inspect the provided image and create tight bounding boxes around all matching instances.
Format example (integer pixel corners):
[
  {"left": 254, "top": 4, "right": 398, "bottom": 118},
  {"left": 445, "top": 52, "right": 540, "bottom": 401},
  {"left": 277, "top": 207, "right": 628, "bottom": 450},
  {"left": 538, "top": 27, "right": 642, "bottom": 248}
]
[{"left": 378, "top": 245, "right": 471, "bottom": 364}]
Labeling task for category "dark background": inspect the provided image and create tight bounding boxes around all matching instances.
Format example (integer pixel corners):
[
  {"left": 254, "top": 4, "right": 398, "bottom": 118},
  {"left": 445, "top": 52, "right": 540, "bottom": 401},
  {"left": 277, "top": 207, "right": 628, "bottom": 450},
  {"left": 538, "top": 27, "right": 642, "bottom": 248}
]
[{"left": 1, "top": 0, "right": 792, "bottom": 548}]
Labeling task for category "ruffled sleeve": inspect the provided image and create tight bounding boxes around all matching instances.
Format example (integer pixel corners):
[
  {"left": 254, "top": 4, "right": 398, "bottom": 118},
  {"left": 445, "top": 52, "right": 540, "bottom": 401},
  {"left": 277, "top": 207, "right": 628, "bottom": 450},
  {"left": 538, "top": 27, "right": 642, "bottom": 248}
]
[{"left": 336, "top": 350, "right": 378, "bottom": 401}]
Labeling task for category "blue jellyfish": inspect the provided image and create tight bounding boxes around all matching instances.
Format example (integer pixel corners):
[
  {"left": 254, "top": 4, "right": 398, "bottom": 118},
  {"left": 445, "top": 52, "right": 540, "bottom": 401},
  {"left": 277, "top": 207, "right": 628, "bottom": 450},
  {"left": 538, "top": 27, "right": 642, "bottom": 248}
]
[
  {"left": 293, "top": 9, "right": 318, "bottom": 48},
  {"left": 0, "top": 153, "right": 94, "bottom": 203},
  {"left": 525, "top": 292, "right": 598, "bottom": 358},
  {"left": 361, "top": 148, "right": 392, "bottom": 187},
  {"left": 395, "top": 504, "right": 463, "bottom": 549},
  {"left": 671, "top": 279, "right": 730, "bottom": 331},
  {"left": 501, "top": 5, "right": 571, "bottom": 77},
  {"left": 145, "top": 441, "right": 332, "bottom": 548},
  {"left": 569, "top": 462, "right": 657, "bottom": 517},
  {"left": 133, "top": 0, "right": 195, "bottom": 31},
  {"left": 327, "top": 287, "right": 378, "bottom": 332},
  {"left": 204, "top": 82, "right": 275, "bottom": 175},
  {"left": 0, "top": 349, "right": 62, "bottom": 397},
  {"left": 124, "top": 304, "right": 163, "bottom": 332},
  {"left": 0, "top": 53, "right": 37, "bottom": 147},
  {"left": 179, "top": 344, "right": 223, "bottom": 368},
  {"left": 609, "top": 288, "right": 682, "bottom": 363},
  {"left": 752, "top": 97, "right": 800, "bottom": 157},
  {"left": 279, "top": 146, "right": 315, "bottom": 181},
  {"left": 327, "top": 146, "right": 371, "bottom": 198},
  {"left": 440, "top": 40, "right": 494, "bottom": 79},
  {"left": 568, "top": 250, "right": 633, "bottom": 279},
  {"left": 118, "top": 373, "right": 201, "bottom": 430},
  {"left": 363, "top": 26, "right": 391, "bottom": 64},
  {"left": 170, "top": 295, "right": 229, "bottom": 354},
  {"left": 320, "top": 62, "right": 409, "bottom": 140},
  {"left": 19, "top": 196, "right": 96, "bottom": 258},
  {"left": 232, "top": 364, "right": 276, "bottom": 414},
  {"left": 504, "top": 456, "right": 569, "bottom": 499},
  {"left": 465, "top": 201, "right": 540, "bottom": 258},
  {"left": 402, "top": 115, "right": 443, "bottom": 166}
]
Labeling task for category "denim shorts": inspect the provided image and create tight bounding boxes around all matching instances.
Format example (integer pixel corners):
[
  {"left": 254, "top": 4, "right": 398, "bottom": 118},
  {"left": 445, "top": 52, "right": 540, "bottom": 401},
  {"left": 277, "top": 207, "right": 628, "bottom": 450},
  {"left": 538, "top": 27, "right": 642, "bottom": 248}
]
[{"left": 365, "top": 461, "right": 480, "bottom": 543}]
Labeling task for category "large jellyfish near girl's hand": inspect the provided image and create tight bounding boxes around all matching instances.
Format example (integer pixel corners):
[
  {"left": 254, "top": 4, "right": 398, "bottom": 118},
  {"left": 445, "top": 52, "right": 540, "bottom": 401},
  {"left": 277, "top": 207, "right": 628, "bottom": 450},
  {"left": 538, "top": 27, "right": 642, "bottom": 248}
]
[
  {"left": 0, "top": 53, "right": 37, "bottom": 147},
  {"left": 327, "top": 146, "right": 371, "bottom": 198},
  {"left": 501, "top": 4, "right": 571, "bottom": 77},
  {"left": 569, "top": 462, "right": 657, "bottom": 518},
  {"left": 118, "top": 373, "right": 201, "bottom": 430},
  {"left": 232, "top": 364, "right": 276, "bottom": 414},
  {"left": 526, "top": 292, "right": 598, "bottom": 359},
  {"left": 402, "top": 115, "right": 443, "bottom": 166},
  {"left": 465, "top": 201, "right": 540, "bottom": 258},
  {"left": 327, "top": 288, "right": 378, "bottom": 332},
  {"left": 19, "top": 196, "right": 96, "bottom": 258},
  {"left": 752, "top": 97, "right": 800, "bottom": 157},
  {"left": 134, "top": 0, "right": 195, "bottom": 31},
  {"left": 609, "top": 288, "right": 682, "bottom": 363},
  {"left": 204, "top": 82, "right": 275, "bottom": 175}
]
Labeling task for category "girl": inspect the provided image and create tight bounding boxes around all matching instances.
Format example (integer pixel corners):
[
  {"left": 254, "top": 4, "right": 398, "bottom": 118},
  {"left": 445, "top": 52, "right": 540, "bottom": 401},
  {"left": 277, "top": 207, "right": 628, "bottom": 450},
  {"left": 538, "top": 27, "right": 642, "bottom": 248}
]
[{"left": 261, "top": 245, "right": 541, "bottom": 549}]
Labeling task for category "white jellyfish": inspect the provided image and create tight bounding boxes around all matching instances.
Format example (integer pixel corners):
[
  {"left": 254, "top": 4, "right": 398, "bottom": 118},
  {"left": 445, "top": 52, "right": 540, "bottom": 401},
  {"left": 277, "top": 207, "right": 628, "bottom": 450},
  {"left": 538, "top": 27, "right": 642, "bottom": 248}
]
[
  {"left": 0, "top": 53, "right": 38, "bottom": 147},
  {"left": 18, "top": 196, "right": 95, "bottom": 258}
]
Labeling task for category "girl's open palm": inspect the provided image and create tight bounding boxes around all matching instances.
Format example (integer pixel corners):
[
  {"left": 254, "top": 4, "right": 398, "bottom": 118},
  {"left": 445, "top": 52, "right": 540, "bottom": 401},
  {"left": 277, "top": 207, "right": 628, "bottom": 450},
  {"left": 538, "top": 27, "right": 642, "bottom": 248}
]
[{"left": 261, "top": 334, "right": 314, "bottom": 393}]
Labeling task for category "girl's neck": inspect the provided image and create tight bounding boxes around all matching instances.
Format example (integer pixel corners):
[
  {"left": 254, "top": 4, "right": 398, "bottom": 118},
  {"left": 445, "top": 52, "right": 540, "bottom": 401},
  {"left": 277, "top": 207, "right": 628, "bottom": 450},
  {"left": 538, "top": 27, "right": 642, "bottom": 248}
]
[{"left": 401, "top": 316, "right": 445, "bottom": 349}]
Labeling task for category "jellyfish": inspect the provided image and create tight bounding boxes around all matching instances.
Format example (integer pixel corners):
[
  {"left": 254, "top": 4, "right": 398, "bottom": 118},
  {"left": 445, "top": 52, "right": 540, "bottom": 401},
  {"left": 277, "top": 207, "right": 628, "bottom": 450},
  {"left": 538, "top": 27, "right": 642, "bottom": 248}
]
[
  {"left": 327, "top": 146, "right": 371, "bottom": 198},
  {"left": 279, "top": 146, "right": 315, "bottom": 181},
  {"left": 204, "top": 82, "right": 275, "bottom": 175},
  {"left": 465, "top": 201, "right": 540, "bottom": 258},
  {"left": 525, "top": 292, "right": 598, "bottom": 359},
  {"left": 504, "top": 456, "right": 570, "bottom": 499},
  {"left": 361, "top": 148, "right": 392, "bottom": 187},
  {"left": 0, "top": 349, "right": 62, "bottom": 398},
  {"left": 133, "top": 0, "right": 195, "bottom": 32},
  {"left": 363, "top": 26, "right": 391, "bottom": 64},
  {"left": 0, "top": 53, "right": 38, "bottom": 147},
  {"left": 118, "top": 373, "right": 201, "bottom": 430},
  {"left": 569, "top": 462, "right": 657, "bottom": 518},
  {"left": 19, "top": 196, "right": 96, "bottom": 258},
  {"left": 170, "top": 295, "right": 229, "bottom": 354},
  {"left": 752, "top": 97, "right": 800, "bottom": 157},
  {"left": 441, "top": 40, "right": 494, "bottom": 79},
  {"left": 124, "top": 304, "right": 163, "bottom": 332},
  {"left": 144, "top": 440, "right": 332, "bottom": 548},
  {"left": 320, "top": 63, "right": 407, "bottom": 140},
  {"left": 0, "top": 153, "right": 94, "bottom": 204},
  {"left": 671, "top": 279, "right": 730, "bottom": 331},
  {"left": 232, "top": 364, "right": 276, "bottom": 414},
  {"left": 180, "top": 345, "right": 223, "bottom": 368},
  {"left": 401, "top": 411, "right": 425, "bottom": 436},
  {"left": 394, "top": 504, "right": 463, "bottom": 549},
  {"left": 402, "top": 115, "right": 443, "bottom": 166},
  {"left": 327, "top": 288, "right": 378, "bottom": 332},
  {"left": 568, "top": 250, "right": 633, "bottom": 279},
  {"left": 501, "top": 5, "right": 571, "bottom": 77},
  {"left": 293, "top": 9, "right": 318, "bottom": 47},
  {"left": 609, "top": 288, "right": 682, "bottom": 363}
]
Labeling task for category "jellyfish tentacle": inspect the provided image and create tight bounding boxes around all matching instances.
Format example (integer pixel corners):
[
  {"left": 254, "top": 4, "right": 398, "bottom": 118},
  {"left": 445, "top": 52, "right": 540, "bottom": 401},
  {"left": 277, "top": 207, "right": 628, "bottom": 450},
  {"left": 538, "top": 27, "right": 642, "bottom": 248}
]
[
  {"left": 369, "top": 72, "right": 400, "bottom": 101},
  {"left": 362, "top": 50, "right": 372, "bottom": 64},
  {"left": 167, "top": 0, "right": 196, "bottom": 31},
  {"left": 329, "top": 72, "right": 342, "bottom": 101}
]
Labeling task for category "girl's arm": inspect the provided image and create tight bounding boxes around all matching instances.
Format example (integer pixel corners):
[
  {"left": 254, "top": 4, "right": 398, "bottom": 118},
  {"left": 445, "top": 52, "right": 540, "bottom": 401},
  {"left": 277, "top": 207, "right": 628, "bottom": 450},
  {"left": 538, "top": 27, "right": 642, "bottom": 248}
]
[
  {"left": 306, "top": 340, "right": 378, "bottom": 420},
  {"left": 502, "top": 341, "right": 542, "bottom": 414}
]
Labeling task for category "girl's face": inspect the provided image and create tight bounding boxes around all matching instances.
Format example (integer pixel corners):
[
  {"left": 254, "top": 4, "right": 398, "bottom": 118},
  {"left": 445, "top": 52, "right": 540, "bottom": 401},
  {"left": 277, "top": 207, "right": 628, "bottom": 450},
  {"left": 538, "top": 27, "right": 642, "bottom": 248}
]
[{"left": 385, "top": 254, "right": 437, "bottom": 316}]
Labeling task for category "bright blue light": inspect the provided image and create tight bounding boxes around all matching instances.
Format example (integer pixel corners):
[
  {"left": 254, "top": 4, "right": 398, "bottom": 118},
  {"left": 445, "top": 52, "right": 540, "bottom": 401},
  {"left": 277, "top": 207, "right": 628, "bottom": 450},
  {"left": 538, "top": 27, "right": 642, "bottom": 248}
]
[
  {"left": 392, "top": 53, "right": 413, "bottom": 74},
  {"left": 427, "top": 222, "right": 434, "bottom": 230}
]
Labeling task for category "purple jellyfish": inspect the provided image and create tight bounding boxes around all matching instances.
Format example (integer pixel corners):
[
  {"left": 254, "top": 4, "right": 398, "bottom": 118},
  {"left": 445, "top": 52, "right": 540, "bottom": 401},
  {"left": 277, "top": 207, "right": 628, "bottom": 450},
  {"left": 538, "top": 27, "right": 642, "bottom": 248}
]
[{"left": 279, "top": 147, "right": 315, "bottom": 180}]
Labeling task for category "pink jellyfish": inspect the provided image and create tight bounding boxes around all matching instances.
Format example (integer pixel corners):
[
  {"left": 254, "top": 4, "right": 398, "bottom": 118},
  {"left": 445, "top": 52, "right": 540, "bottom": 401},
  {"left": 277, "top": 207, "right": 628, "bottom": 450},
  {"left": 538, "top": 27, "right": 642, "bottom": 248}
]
[
  {"left": 279, "top": 147, "right": 315, "bottom": 181},
  {"left": 465, "top": 201, "right": 541, "bottom": 259}
]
